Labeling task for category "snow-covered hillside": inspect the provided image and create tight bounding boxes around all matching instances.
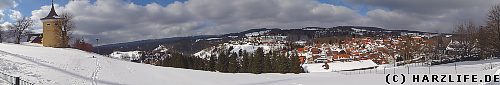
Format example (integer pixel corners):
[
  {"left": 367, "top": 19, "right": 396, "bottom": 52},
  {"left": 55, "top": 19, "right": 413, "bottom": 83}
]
[
  {"left": 2, "top": 43, "right": 500, "bottom": 85},
  {"left": 109, "top": 51, "right": 141, "bottom": 61},
  {"left": 302, "top": 60, "right": 379, "bottom": 72},
  {"left": 194, "top": 43, "right": 283, "bottom": 58},
  {"left": 0, "top": 43, "right": 384, "bottom": 85}
]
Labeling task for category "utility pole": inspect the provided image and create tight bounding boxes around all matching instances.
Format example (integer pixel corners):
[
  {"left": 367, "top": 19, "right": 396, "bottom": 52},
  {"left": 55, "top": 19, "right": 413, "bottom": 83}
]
[
  {"left": 394, "top": 58, "right": 396, "bottom": 74},
  {"left": 96, "top": 38, "right": 100, "bottom": 54},
  {"left": 427, "top": 53, "right": 431, "bottom": 74},
  {"left": 454, "top": 53, "right": 457, "bottom": 74},
  {"left": 491, "top": 56, "right": 493, "bottom": 70},
  {"left": 407, "top": 65, "right": 409, "bottom": 74},
  {"left": 455, "top": 62, "right": 457, "bottom": 74}
]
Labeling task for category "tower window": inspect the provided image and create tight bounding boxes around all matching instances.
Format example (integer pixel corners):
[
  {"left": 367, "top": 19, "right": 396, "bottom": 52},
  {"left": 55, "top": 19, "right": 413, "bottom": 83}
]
[{"left": 47, "top": 24, "right": 51, "bottom": 26}]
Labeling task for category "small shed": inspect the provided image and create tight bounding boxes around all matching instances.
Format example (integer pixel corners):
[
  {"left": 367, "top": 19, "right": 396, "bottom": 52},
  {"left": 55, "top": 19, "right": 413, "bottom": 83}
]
[{"left": 27, "top": 33, "right": 43, "bottom": 43}]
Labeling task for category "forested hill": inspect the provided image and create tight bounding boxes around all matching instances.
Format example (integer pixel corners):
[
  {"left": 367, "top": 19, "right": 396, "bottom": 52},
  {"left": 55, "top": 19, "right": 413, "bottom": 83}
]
[{"left": 96, "top": 26, "right": 434, "bottom": 55}]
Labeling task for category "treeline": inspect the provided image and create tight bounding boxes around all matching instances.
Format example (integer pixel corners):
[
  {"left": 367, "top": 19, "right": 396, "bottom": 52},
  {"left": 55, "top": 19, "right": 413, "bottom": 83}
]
[
  {"left": 148, "top": 47, "right": 303, "bottom": 74},
  {"left": 448, "top": 3, "right": 500, "bottom": 59}
]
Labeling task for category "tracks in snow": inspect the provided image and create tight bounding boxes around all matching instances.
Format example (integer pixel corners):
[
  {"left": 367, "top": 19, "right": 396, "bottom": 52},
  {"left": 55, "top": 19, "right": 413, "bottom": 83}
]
[{"left": 91, "top": 57, "right": 102, "bottom": 85}]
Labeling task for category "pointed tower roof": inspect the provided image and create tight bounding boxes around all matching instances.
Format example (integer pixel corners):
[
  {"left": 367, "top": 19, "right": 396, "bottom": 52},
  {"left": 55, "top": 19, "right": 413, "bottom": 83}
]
[{"left": 41, "top": 0, "right": 63, "bottom": 20}]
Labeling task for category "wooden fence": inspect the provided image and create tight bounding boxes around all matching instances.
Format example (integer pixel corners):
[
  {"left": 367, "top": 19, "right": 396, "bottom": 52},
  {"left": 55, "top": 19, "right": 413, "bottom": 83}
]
[{"left": 0, "top": 71, "right": 34, "bottom": 85}]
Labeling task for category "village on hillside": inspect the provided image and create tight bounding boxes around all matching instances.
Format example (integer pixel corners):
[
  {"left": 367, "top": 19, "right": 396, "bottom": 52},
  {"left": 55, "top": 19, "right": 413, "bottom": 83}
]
[{"left": 130, "top": 26, "right": 481, "bottom": 73}]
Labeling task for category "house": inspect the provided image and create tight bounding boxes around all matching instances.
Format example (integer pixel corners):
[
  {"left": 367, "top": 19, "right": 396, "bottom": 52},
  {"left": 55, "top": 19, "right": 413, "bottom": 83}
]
[{"left": 27, "top": 33, "right": 42, "bottom": 43}]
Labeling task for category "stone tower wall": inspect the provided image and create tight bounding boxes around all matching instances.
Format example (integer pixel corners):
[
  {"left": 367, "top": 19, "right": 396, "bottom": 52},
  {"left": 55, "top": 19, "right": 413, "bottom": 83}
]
[{"left": 42, "top": 19, "right": 67, "bottom": 47}]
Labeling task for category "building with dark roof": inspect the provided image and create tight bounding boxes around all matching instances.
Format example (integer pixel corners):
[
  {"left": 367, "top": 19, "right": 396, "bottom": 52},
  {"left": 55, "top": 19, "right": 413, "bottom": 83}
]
[{"left": 40, "top": 0, "right": 67, "bottom": 47}]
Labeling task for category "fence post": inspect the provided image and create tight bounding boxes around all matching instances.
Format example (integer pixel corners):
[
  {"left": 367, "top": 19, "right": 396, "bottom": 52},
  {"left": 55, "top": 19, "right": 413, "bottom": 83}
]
[
  {"left": 14, "top": 77, "right": 20, "bottom": 85},
  {"left": 384, "top": 67, "right": 386, "bottom": 74},
  {"left": 407, "top": 66, "right": 410, "bottom": 74}
]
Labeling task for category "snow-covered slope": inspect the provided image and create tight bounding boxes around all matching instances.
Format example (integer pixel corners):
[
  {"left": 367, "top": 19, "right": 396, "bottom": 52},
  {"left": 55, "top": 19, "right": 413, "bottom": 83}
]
[
  {"left": 2, "top": 43, "right": 500, "bottom": 85},
  {"left": 0, "top": 43, "right": 386, "bottom": 85},
  {"left": 109, "top": 51, "right": 141, "bottom": 61},
  {"left": 302, "top": 60, "right": 379, "bottom": 72},
  {"left": 194, "top": 43, "right": 283, "bottom": 58}
]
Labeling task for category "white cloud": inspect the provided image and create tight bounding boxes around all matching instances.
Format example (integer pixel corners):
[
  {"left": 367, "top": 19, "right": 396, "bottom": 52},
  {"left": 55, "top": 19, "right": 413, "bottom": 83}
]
[
  {"left": 346, "top": 0, "right": 499, "bottom": 32},
  {"left": 0, "top": 0, "right": 15, "bottom": 9},
  {"left": 29, "top": 0, "right": 500, "bottom": 44},
  {"left": 0, "top": 10, "right": 4, "bottom": 22},
  {"left": 9, "top": 9, "right": 21, "bottom": 20},
  {"left": 0, "top": 0, "right": 16, "bottom": 24},
  {"left": 1, "top": 22, "right": 12, "bottom": 30},
  {"left": 29, "top": 0, "right": 365, "bottom": 44}
]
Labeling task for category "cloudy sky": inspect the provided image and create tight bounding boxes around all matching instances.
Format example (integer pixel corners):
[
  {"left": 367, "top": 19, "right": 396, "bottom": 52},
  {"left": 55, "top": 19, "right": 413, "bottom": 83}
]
[{"left": 0, "top": 0, "right": 499, "bottom": 44}]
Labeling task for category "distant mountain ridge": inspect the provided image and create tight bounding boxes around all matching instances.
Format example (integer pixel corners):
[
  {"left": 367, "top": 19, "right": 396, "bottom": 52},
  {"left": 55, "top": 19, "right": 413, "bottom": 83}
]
[{"left": 95, "top": 26, "right": 435, "bottom": 55}]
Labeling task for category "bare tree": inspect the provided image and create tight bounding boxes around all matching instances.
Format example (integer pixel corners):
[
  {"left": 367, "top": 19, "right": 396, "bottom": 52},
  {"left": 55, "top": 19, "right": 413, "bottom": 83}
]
[
  {"left": 465, "top": 21, "right": 480, "bottom": 58},
  {"left": 487, "top": 4, "right": 500, "bottom": 54},
  {"left": 478, "top": 25, "right": 495, "bottom": 59},
  {"left": 399, "top": 35, "right": 421, "bottom": 64},
  {"left": 453, "top": 22, "right": 467, "bottom": 59},
  {"left": 11, "top": 17, "right": 34, "bottom": 44},
  {"left": 58, "top": 12, "right": 76, "bottom": 47},
  {"left": 452, "top": 21, "right": 481, "bottom": 60}
]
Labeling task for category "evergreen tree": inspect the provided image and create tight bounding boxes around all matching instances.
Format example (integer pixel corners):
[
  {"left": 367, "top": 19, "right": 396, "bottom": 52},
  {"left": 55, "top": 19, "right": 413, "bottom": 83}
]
[
  {"left": 217, "top": 51, "right": 228, "bottom": 72},
  {"left": 290, "top": 52, "right": 302, "bottom": 74},
  {"left": 238, "top": 49, "right": 243, "bottom": 57},
  {"left": 192, "top": 57, "right": 204, "bottom": 70},
  {"left": 167, "top": 53, "right": 186, "bottom": 68},
  {"left": 202, "top": 56, "right": 211, "bottom": 71},
  {"left": 262, "top": 50, "right": 272, "bottom": 73},
  {"left": 202, "top": 58, "right": 209, "bottom": 71},
  {"left": 275, "top": 53, "right": 288, "bottom": 73},
  {"left": 251, "top": 47, "right": 264, "bottom": 74},
  {"left": 228, "top": 52, "right": 239, "bottom": 73},
  {"left": 208, "top": 55, "right": 217, "bottom": 72},
  {"left": 228, "top": 46, "right": 234, "bottom": 52},
  {"left": 270, "top": 51, "right": 278, "bottom": 73},
  {"left": 240, "top": 50, "right": 250, "bottom": 73},
  {"left": 284, "top": 53, "right": 292, "bottom": 73}
]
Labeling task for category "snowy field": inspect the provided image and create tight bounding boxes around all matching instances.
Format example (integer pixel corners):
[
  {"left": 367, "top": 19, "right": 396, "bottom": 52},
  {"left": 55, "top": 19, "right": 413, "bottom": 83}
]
[
  {"left": 0, "top": 43, "right": 500, "bottom": 85},
  {"left": 302, "top": 60, "right": 379, "bottom": 72},
  {"left": 108, "top": 51, "right": 141, "bottom": 61},
  {"left": 194, "top": 43, "right": 283, "bottom": 58}
]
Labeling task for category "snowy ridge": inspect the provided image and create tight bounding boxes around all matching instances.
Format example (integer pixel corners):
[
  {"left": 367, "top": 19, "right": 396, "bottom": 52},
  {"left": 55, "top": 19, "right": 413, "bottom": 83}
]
[
  {"left": 153, "top": 45, "right": 169, "bottom": 52},
  {"left": 245, "top": 30, "right": 270, "bottom": 37},
  {"left": 351, "top": 28, "right": 367, "bottom": 32},
  {"left": 193, "top": 43, "right": 283, "bottom": 58},
  {"left": 302, "top": 60, "right": 379, "bottom": 72},
  {"left": 108, "top": 51, "right": 141, "bottom": 61},
  {"left": 193, "top": 46, "right": 216, "bottom": 59}
]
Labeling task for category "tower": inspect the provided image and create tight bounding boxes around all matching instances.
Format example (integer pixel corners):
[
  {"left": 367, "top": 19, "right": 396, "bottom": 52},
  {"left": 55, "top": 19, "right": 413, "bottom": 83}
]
[{"left": 41, "top": 0, "right": 67, "bottom": 47}]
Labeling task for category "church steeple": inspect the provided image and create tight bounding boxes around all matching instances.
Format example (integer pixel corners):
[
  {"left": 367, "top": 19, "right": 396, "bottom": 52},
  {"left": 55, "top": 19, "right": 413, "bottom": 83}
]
[{"left": 41, "top": 0, "right": 61, "bottom": 20}]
